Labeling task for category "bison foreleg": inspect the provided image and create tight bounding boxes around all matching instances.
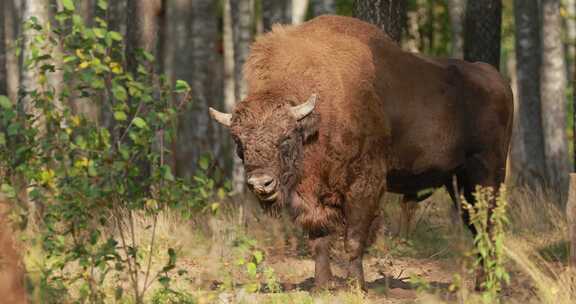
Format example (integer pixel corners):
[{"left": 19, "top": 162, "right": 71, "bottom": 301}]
[
  {"left": 309, "top": 232, "right": 333, "bottom": 289},
  {"left": 343, "top": 196, "right": 381, "bottom": 291}
]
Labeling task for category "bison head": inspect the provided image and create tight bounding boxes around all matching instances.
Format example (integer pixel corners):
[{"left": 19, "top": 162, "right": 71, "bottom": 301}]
[{"left": 209, "top": 93, "right": 318, "bottom": 213}]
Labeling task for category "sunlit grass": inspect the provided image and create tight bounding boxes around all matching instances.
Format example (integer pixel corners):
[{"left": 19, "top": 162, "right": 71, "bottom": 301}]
[{"left": 17, "top": 184, "right": 576, "bottom": 303}]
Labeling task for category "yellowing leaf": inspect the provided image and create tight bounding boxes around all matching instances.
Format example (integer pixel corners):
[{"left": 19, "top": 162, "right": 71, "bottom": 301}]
[
  {"left": 75, "top": 49, "right": 85, "bottom": 59},
  {"left": 78, "top": 61, "right": 90, "bottom": 69},
  {"left": 71, "top": 115, "right": 81, "bottom": 127},
  {"left": 114, "top": 111, "right": 127, "bottom": 121},
  {"left": 110, "top": 62, "right": 123, "bottom": 74},
  {"left": 40, "top": 168, "right": 56, "bottom": 185}
]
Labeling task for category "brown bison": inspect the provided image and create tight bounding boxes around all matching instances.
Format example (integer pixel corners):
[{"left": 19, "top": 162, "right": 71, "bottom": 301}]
[{"left": 210, "top": 15, "right": 513, "bottom": 290}]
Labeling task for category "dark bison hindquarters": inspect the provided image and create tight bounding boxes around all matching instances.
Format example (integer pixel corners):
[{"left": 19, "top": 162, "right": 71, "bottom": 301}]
[{"left": 209, "top": 15, "right": 513, "bottom": 290}]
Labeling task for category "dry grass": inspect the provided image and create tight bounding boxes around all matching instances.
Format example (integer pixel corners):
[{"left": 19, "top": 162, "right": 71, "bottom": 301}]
[{"left": 12, "top": 185, "right": 576, "bottom": 303}]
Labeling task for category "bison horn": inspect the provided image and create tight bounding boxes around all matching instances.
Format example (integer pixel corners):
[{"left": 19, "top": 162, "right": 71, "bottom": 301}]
[
  {"left": 290, "top": 94, "right": 317, "bottom": 120},
  {"left": 209, "top": 107, "right": 232, "bottom": 127}
]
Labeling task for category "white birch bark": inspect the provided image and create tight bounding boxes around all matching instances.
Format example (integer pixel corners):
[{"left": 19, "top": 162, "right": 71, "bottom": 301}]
[
  {"left": 541, "top": 0, "right": 570, "bottom": 192},
  {"left": 292, "top": 0, "right": 309, "bottom": 24},
  {"left": 447, "top": 0, "right": 465, "bottom": 58}
]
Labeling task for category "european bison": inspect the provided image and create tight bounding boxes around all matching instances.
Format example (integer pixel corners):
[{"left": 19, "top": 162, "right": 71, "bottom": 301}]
[{"left": 210, "top": 15, "right": 513, "bottom": 290}]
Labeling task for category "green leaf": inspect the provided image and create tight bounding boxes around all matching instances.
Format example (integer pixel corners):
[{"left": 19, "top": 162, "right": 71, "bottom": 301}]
[
  {"left": 63, "top": 55, "right": 77, "bottom": 63},
  {"left": 112, "top": 84, "right": 127, "bottom": 101},
  {"left": 162, "top": 166, "right": 175, "bottom": 181},
  {"left": 246, "top": 262, "right": 257, "bottom": 277},
  {"left": 114, "top": 111, "right": 127, "bottom": 121},
  {"left": 198, "top": 155, "right": 210, "bottom": 171},
  {"left": 93, "top": 28, "right": 106, "bottom": 38},
  {"left": 0, "top": 132, "right": 6, "bottom": 146},
  {"left": 174, "top": 80, "right": 190, "bottom": 93},
  {"left": 0, "top": 95, "right": 12, "bottom": 109},
  {"left": 97, "top": 0, "right": 108, "bottom": 10},
  {"left": 132, "top": 117, "right": 147, "bottom": 129},
  {"left": 109, "top": 31, "right": 122, "bottom": 41},
  {"left": 61, "top": 0, "right": 75, "bottom": 11},
  {"left": 0, "top": 184, "right": 16, "bottom": 199},
  {"left": 253, "top": 250, "right": 263, "bottom": 264}
]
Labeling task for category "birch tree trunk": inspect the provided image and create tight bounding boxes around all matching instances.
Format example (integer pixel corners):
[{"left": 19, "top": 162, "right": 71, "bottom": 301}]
[
  {"left": 541, "top": 0, "right": 570, "bottom": 193},
  {"left": 229, "top": 0, "right": 255, "bottom": 227},
  {"left": 0, "top": 0, "right": 7, "bottom": 96},
  {"left": 292, "top": 0, "right": 310, "bottom": 25},
  {"left": 566, "top": 0, "right": 576, "bottom": 78},
  {"left": 567, "top": 174, "right": 576, "bottom": 267},
  {"left": 463, "top": 0, "right": 502, "bottom": 68},
  {"left": 311, "top": 0, "right": 336, "bottom": 16},
  {"left": 262, "top": 0, "right": 291, "bottom": 32},
  {"left": 224, "top": 1, "right": 236, "bottom": 115},
  {"left": 447, "top": 0, "right": 465, "bottom": 58},
  {"left": 511, "top": 0, "right": 547, "bottom": 188},
  {"left": 353, "top": 0, "right": 406, "bottom": 43},
  {"left": 20, "top": 0, "right": 49, "bottom": 115},
  {"left": 230, "top": 0, "right": 254, "bottom": 194},
  {"left": 5, "top": 0, "right": 20, "bottom": 101}
]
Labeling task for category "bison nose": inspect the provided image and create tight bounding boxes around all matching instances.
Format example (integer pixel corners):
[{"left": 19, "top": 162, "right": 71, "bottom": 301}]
[{"left": 247, "top": 174, "right": 277, "bottom": 196}]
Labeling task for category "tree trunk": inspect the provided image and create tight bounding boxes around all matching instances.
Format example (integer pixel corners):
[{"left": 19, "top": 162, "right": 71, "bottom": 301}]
[
  {"left": 404, "top": 4, "right": 422, "bottom": 52},
  {"left": 20, "top": 0, "right": 49, "bottom": 115},
  {"left": 0, "top": 0, "right": 7, "bottom": 96},
  {"left": 311, "top": 0, "right": 336, "bottom": 16},
  {"left": 230, "top": 0, "right": 254, "bottom": 207},
  {"left": 68, "top": 0, "right": 99, "bottom": 122},
  {"left": 262, "top": 0, "right": 291, "bottom": 32},
  {"left": 125, "top": 0, "right": 163, "bottom": 74},
  {"left": 541, "top": 0, "right": 569, "bottom": 193},
  {"left": 5, "top": 0, "right": 20, "bottom": 102},
  {"left": 108, "top": 0, "right": 127, "bottom": 36},
  {"left": 463, "top": 0, "right": 502, "bottom": 68},
  {"left": 511, "top": 0, "right": 547, "bottom": 187},
  {"left": 447, "top": 0, "right": 465, "bottom": 58},
  {"left": 292, "top": 0, "right": 310, "bottom": 25},
  {"left": 566, "top": 174, "right": 576, "bottom": 267},
  {"left": 566, "top": 0, "right": 576, "bottom": 83},
  {"left": 353, "top": 0, "right": 406, "bottom": 43},
  {"left": 172, "top": 0, "right": 222, "bottom": 178},
  {"left": 220, "top": 0, "right": 235, "bottom": 177}
]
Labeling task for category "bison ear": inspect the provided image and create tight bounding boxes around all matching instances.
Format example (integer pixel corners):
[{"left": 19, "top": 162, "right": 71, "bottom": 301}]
[
  {"left": 209, "top": 107, "right": 232, "bottom": 127},
  {"left": 290, "top": 94, "right": 317, "bottom": 120}
]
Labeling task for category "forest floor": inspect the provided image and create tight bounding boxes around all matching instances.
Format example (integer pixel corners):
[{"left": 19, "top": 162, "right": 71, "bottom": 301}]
[{"left": 151, "top": 187, "right": 574, "bottom": 304}]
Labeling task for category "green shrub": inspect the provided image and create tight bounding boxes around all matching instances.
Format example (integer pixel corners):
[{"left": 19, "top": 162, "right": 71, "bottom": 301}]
[
  {"left": 462, "top": 186, "right": 510, "bottom": 303},
  {"left": 0, "top": 1, "right": 222, "bottom": 303}
]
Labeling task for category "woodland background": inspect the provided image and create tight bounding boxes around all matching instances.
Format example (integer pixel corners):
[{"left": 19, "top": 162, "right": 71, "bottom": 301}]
[
  {"left": 0, "top": 0, "right": 573, "bottom": 194},
  {"left": 2, "top": 0, "right": 576, "bottom": 303}
]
